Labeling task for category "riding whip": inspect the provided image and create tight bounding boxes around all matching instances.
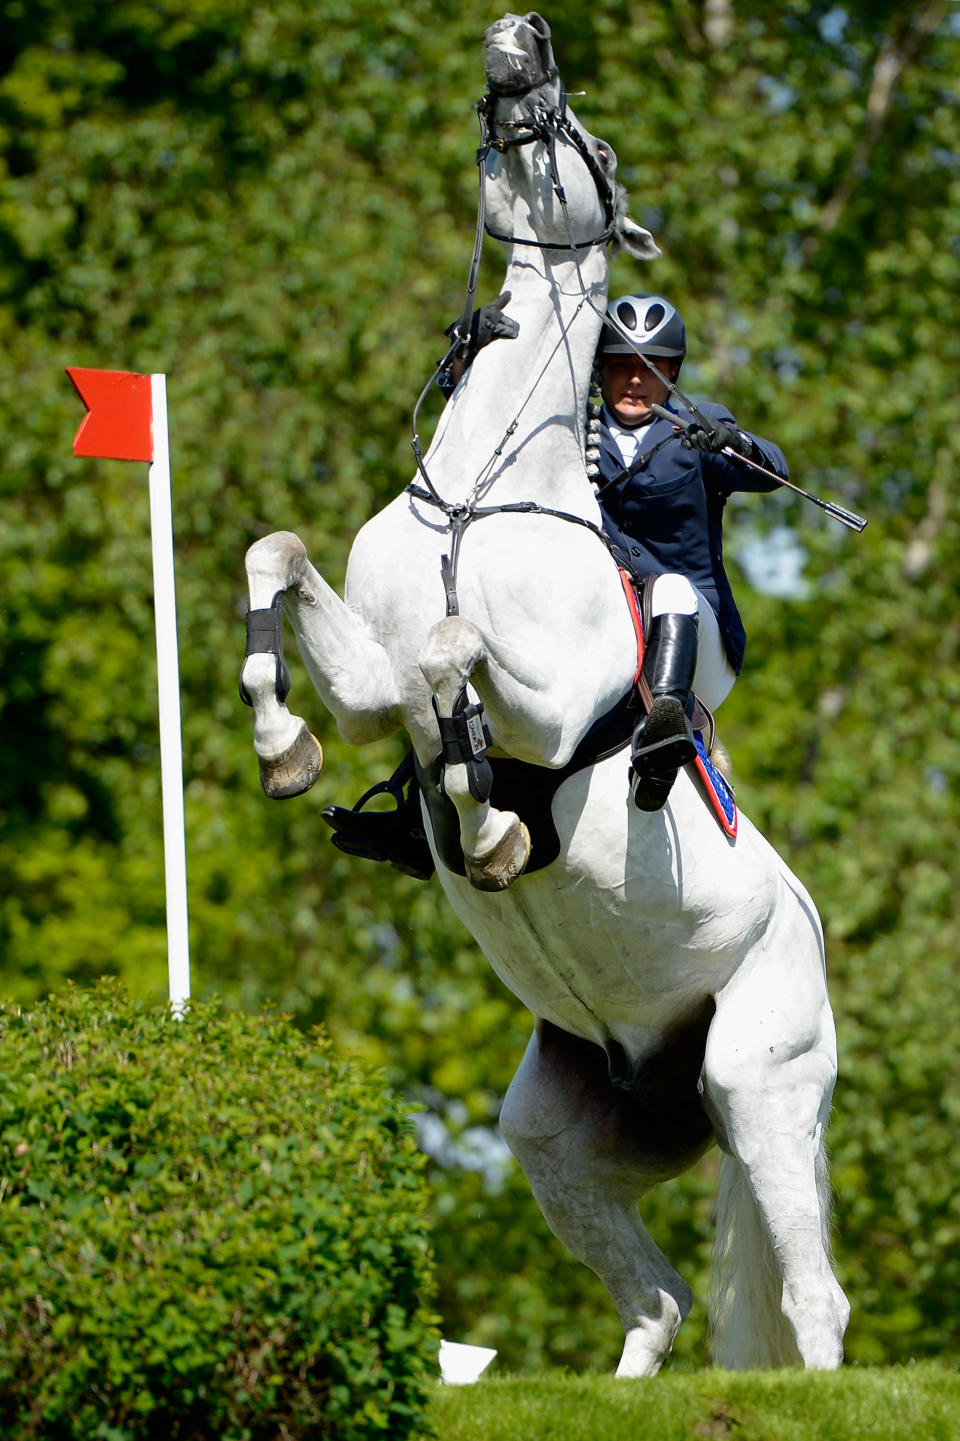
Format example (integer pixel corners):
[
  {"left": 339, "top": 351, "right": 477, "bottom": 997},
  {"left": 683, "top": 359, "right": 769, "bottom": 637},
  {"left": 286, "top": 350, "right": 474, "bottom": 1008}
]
[
  {"left": 650, "top": 405, "right": 868, "bottom": 532},
  {"left": 596, "top": 301, "right": 868, "bottom": 532}
]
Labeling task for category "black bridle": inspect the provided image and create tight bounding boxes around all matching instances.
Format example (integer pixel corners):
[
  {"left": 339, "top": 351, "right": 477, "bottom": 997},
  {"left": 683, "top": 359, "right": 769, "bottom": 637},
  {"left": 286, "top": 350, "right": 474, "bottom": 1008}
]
[
  {"left": 440, "top": 72, "right": 618, "bottom": 384},
  {"left": 407, "top": 70, "right": 625, "bottom": 617},
  {"left": 475, "top": 84, "right": 619, "bottom": 251},
  {"left": 406, "top": 49, "right": 864, "bottom": 633}
]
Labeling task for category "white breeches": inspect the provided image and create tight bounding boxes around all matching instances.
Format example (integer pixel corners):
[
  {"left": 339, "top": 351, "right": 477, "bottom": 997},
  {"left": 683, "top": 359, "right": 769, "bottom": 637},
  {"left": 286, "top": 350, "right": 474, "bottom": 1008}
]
[{"left": 648, "top": 573, "right": 736, "bottom": 712}]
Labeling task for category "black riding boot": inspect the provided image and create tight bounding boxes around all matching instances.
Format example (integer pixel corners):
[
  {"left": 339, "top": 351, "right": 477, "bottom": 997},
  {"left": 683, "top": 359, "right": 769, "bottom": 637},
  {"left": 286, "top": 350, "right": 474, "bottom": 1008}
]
[{"left": 630, "top": 612, "right": 699, "bottom": 812}]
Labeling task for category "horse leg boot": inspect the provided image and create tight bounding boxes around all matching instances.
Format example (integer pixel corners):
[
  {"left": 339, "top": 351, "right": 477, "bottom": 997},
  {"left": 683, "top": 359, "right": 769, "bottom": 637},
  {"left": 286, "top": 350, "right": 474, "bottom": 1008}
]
[
  {"left": 630, "top": 612, "right": 698, "bottom": 811},
  {"left": 240, "top": 533, "right": 323, "bottom": 799},
  {"left": 419, "top": 617, "right": 530, "bottom": 891}
]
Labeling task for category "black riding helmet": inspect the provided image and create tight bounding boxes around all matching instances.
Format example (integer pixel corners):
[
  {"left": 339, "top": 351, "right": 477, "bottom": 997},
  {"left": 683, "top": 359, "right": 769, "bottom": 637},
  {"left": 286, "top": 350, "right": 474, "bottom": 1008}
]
[{"left": 600, "top": 294, "right": 686, "bottom": 362}]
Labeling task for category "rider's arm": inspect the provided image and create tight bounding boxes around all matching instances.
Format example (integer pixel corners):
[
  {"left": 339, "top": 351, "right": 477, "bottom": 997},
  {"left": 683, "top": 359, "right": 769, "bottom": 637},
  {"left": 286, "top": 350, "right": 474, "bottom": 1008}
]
[
  {"left": 438, "top": 291, "right": 519, "bottom": 397},
  {"left": 689, "top": 403, "right": 786, "bottom": 494}
]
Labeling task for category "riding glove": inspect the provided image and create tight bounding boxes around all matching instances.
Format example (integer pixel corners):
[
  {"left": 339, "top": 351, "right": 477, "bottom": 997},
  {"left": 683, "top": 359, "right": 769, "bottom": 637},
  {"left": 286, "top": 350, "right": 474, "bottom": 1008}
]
[
  {"left": 681, "top": 420, "right": 752, "bottom": 456},
  {"left": 445, "top": 291, "right": 520, "bottom": 361}
]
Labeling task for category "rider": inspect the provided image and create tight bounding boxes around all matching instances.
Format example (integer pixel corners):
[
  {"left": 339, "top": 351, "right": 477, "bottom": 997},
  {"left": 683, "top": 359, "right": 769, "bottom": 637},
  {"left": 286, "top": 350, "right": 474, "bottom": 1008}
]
[
  {"left": 324, "top": 291, "right": 786, "bottom": 866},
  {"left": 590, "top": 293, "right": 786, "bottom": 809}
]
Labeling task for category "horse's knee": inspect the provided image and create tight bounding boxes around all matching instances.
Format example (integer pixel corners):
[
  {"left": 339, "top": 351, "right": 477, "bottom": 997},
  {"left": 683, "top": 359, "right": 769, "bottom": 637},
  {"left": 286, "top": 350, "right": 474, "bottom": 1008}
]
[
  {"left": 245, "top": 531, "right": 307, "bottom": 597},
  {"left": 419, "top": 617, "right": 486, "bottom": 700}
]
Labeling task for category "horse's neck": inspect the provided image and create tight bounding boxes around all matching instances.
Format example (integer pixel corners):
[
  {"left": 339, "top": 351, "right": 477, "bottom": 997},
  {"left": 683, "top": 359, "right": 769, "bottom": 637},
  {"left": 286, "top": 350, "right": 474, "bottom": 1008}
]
[{"left": 425, "top": 248, "right": 607, "bottom": 513}]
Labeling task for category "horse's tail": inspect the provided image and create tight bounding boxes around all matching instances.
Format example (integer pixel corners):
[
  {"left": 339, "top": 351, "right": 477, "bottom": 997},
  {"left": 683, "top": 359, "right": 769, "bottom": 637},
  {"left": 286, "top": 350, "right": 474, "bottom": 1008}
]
[{"left": 709, "top": 1145, "right": 833, "bottom": 1369}]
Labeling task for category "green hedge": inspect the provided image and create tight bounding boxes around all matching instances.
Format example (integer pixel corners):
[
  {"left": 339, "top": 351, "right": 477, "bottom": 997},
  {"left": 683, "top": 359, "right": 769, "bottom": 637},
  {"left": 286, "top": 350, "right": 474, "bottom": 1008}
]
[{"left": 0, "top": 982, "right": 438, "bottom": 1440}]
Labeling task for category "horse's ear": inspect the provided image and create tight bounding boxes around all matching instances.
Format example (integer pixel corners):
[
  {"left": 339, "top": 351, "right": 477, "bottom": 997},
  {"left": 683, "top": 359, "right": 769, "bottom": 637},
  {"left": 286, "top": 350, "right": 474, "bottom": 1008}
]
[{"left": 616, "top": 216, "right": 661, "bottom": 260}]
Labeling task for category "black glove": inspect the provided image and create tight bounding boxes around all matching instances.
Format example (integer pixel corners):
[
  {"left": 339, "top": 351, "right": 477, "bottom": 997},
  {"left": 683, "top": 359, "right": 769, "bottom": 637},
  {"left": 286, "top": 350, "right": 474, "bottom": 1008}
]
[
  {"left": 445, "top": 291, "right": 520, "bottom": 362},
  {"left": 472, "top": 291, "right": 520, "bottom": 350},
  {"left": 681, "top": 419, "right": 752, "bottom": 456}
]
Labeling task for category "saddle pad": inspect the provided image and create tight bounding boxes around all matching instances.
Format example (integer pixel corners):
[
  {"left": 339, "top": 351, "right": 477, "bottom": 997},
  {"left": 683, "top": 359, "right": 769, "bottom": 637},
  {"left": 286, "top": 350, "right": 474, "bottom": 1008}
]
[{"left": 691, "top": 729, "right": 737, "bottom": 838}]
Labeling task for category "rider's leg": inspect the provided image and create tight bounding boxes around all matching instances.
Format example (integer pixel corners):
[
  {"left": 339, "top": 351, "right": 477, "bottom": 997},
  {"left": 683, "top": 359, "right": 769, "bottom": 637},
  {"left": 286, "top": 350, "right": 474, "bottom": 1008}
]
[
  {"left": 630, "top": 574, "right": 698, "bottom": 810},
  {"left": 690, "top": 591, "right": 736, "bottom": 713},
  {"left": 630, "top": 575, "right": 736, "bottom": 811}
]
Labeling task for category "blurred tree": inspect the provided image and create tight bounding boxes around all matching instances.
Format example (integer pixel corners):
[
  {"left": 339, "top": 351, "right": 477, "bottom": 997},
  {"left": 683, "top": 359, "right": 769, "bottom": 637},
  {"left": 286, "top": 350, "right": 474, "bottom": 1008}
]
[{"left": 0, "top": 0, "right": 957, "bottom": 1370}]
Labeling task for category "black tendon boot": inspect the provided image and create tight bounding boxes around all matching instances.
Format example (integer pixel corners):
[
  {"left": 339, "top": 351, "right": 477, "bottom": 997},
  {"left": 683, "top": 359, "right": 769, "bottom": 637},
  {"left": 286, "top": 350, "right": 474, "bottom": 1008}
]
[{"left": 630, "top": 612, "right": 699, "bottom": 811}]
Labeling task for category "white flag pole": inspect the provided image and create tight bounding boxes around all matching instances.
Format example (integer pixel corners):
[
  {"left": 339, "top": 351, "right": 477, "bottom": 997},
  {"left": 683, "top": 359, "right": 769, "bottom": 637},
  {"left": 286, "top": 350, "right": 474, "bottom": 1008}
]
[{"left": 147, "top": 373, "right": 191, "bottom": 1012}]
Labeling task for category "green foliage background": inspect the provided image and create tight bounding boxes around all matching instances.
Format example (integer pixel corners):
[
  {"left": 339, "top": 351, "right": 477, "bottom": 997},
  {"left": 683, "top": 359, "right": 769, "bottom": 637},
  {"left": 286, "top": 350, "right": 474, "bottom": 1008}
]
[
  {"left": 1, "top": 0, "right": 957, "bottom": 1373},
  {"left": 0, "top": 983, "right": 436, "bottom": 1440}
]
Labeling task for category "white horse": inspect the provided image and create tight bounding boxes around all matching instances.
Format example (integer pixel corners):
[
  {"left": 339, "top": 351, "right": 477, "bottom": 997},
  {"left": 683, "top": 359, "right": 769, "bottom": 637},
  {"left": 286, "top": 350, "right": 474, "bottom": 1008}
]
[{"left": 240, "top": 11, "right": 849, "bottom": 1375}]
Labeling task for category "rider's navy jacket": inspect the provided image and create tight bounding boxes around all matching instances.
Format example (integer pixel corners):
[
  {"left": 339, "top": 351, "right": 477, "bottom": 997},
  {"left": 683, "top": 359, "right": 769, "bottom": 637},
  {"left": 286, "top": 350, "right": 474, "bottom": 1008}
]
[{"left": 595, "top": 401, "right": 785, "bottom": 674}]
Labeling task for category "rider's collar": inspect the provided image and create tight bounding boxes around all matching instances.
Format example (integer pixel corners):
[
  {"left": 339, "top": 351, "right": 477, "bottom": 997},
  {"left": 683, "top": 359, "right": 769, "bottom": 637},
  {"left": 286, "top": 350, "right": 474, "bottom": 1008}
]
[{"left": 601, "top": 405, "right": 659, "bottom": 436}]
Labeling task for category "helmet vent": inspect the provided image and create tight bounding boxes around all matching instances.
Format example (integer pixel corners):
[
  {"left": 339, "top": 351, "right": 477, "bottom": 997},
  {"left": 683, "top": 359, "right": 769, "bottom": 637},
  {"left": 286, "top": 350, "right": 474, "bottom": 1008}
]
[
  {"left": 615, "top": 301, "right": 637, "bottom": 331},
  {"left": 645, "top": 303, "right": 665, "bottom": 331}
]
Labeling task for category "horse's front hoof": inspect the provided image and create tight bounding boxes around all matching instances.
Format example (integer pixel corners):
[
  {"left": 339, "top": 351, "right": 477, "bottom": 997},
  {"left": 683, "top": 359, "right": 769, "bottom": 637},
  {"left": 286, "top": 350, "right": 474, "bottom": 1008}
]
[
  {"left": 465, "top": 817, "right": 531, "bottom": 892},
  {"left": 258, "top": 722, "right": 323, "bottom": 799}
]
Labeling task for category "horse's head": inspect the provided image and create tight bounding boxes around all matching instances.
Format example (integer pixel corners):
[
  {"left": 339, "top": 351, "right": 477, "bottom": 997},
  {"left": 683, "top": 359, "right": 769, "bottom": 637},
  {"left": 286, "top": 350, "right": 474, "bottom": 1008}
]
[
  {"left": 482, "top": 12, "right": 658, "bottom": 261},
  {"left": 485, "top": 11, "right": 557, "bottom": 96}
]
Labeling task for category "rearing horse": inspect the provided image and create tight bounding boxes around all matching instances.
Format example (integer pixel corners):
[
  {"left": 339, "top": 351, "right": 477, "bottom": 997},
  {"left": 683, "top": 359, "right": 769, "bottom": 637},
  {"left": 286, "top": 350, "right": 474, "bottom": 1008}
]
[{"left": 239, "top": 12, "right": 849, "bottom": 1375}]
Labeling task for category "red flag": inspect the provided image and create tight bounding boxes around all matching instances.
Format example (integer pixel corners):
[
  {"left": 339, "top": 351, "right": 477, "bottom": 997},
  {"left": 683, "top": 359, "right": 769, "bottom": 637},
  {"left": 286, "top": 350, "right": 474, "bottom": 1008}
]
[{"left": 66, "top": 367, "right": 154, "bottom": 462}]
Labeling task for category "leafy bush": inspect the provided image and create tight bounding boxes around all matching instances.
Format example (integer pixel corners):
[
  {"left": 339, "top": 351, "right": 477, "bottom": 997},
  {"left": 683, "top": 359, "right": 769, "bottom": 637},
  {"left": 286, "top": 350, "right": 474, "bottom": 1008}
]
[{"left": 0, "top": 981, "right": 438, "bottom": 1441}]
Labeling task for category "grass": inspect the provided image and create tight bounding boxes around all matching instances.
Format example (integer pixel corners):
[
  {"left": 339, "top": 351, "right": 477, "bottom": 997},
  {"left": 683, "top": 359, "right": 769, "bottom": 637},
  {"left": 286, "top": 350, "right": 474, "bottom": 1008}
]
[{"left": 430, "top": 1363, "right": 959, "bottom": 1440}]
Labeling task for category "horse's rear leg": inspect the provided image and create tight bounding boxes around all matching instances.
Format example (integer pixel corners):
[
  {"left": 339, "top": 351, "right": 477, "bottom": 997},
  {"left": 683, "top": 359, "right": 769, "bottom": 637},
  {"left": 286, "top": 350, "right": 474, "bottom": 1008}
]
[
  {"left": 419, "top": 616, "right": 530, "bottom": 891},
  {"left": 500, "top": 1023, "right": 712, "bottom": 1377},
  {"left": 702, "top": 958, "right": 849, "bottom": 1369}
]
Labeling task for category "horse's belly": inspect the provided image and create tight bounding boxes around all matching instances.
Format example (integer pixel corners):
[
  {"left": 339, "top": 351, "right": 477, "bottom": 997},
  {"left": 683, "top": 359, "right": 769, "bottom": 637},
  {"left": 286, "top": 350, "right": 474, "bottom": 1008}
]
[{"left": 436, "top": 756, "right": 780, "bottom": 1054}]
